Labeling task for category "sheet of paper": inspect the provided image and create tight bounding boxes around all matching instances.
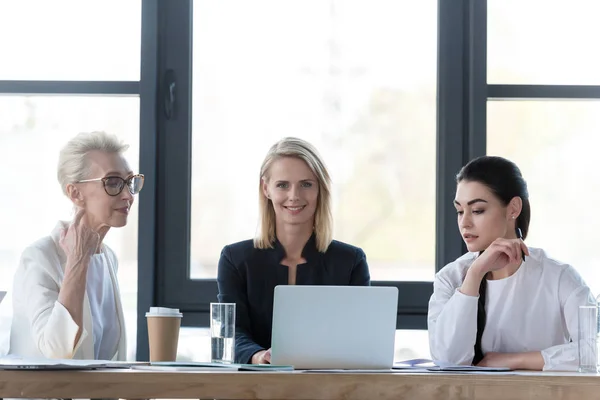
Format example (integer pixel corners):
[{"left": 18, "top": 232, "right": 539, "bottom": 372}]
[
  {"left": 394, "top": 358, "right": 512, "bottom": 372},
  {"left": 132, "top": 365, "right": 241, "bottom": 372},
  {"left": 0, "top": 356, "right": 137, "bottom": 370},
  {"left": 393, "top": 358, "right": 436, "bottom": 369},
  {"left": 301, "top": 369, "right": 397, "bottom": 373},
  {"left": 432, "top": 370, "right": 516, "bottom": 375},
  {"left": 431, "top": 361, "right": 511, "bottom": 372},
  {"left": 152, "top": 361, "right": 236, "bottom": 369},
  {"left": 0, "top": 356, "right": 110, "bottom": 370},
  {"left": 151, "top": 361, "right": 294, "bottom": 371}
]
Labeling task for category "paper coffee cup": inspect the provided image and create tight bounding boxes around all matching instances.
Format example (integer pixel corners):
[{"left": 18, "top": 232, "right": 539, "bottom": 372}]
[{"left": 146, "top": 307, "right": 183, "bottom": 362}]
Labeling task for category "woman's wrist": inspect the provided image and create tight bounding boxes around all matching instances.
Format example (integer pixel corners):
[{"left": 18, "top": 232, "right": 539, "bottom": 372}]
[
  {"left": 66, "top": 254, "right": 91, "bottom": 269},
  {"left": 459, "top": 261, "right": 488, "bottom": 297},
  {"left": 468, "top": 259, "right": 489, "bottom": 278},
  {"left": 515, "top": 351, "right": 544, "bottom": 370}
]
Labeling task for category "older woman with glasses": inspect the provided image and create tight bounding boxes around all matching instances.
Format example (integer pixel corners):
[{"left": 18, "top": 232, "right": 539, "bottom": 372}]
[{"left": 9, "top": 131, "right": 143, "bottom": 361}]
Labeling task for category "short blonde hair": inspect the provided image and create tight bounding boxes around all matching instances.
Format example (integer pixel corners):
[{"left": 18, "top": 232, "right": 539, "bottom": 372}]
[
  {"left": 57, "top": 131, "right": 129, "bottom": 196},
  {"left": 254, "top": 137, "right": 333, "bottom": 252}
]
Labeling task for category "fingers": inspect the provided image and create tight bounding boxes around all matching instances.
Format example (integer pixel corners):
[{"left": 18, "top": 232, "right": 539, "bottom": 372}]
[
  {"left": 73, "top": 208, "right": 100, "bottom": 240},
  {"left": 510, "top": 241, "right": 521, "bottom": 262},
  {"left": 506, "top": 239, "right": 526, "bottom": 262},
  {"left": 519, "top": 239, "right": 530, "bottom": 257},
  {"left": 491, "top": 238, "right": 527, "bottom": 263},
  {"left": 264, "top": 348, "right": 272, "bottom": 363},
  {"left": 491, "top": 240, "right": 518, "bottom": 263},
  {"left": 72, "top": 207, "right": 86, "bottom": 227}
]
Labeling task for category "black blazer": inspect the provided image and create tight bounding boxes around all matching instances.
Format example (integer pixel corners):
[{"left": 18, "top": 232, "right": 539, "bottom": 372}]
[{"left": 216, "top": 234, "right": 370, "bottom": 364}]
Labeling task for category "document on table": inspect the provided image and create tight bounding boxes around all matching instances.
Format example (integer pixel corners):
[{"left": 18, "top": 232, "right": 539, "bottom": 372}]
[
  {"left": 393, "top": 358, "right": 437, "bottom": 369},
  {"left": 301, "top": 359, "right": 512, "bottom": 374},
  {"left": 0, "top": 356, "right": 137, "bottom": 370},
  {"left": 301, "top": 369, "right": 398, "bottom": 373},
  {"left": 132, "top": 361, "right": 293, "bottom": 372},
  {"left": 429, "top": 361, "right": 512, "bottom": 372}
]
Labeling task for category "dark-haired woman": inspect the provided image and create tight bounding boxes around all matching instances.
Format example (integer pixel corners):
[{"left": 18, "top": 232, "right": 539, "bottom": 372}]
[{"left": 428, "top": 156, "right": 594, "bottom": 371}]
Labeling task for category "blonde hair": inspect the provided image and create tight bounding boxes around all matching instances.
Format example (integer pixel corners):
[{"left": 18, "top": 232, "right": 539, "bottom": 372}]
[
  {"left": 254, "top": 137, "right": 333, "bottom": 252},
  {"left": 57, "top": 131, "right": 129, "bottom": 196}
]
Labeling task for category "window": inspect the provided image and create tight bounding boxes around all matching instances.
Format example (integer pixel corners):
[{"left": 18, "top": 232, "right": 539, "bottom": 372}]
[
  {"left": 190, "top": 0, "right": 437, "bottom": 282},
  {"left": 488, "top": 0, "right": 600, "bottom": 84},
  {"left": 488, "top": 101, "right": 600, "bottom": 296},
  {"left": 487, "top": 0, "right": 600, "bottom": 298},
  {"left": 0, "top": 2, "right": 143, "bottom": 358},
  {"left": 145, "top": 0, "right": 443, "bottom": 363},
  {"left": 0, "top": 0, "right": 141, "bottom": 81}
]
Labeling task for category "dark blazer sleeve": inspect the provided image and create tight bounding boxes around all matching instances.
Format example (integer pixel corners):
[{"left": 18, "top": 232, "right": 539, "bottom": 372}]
[
  {"left": 349, "top": 247, "right": 371, "bottom": 286},
  {"left": 216, "top": 245, "right": 265, "bottom": 364}
]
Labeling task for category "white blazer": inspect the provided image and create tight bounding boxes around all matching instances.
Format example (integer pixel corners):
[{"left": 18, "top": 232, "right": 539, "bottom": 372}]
[{"left": 9, "top": 221, "right": 127, "bottom": 360}]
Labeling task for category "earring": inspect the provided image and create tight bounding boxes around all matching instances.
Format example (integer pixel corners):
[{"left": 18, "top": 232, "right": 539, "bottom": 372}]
[{"left": 512, "top": 216, "right": 516, "bottom": 219}]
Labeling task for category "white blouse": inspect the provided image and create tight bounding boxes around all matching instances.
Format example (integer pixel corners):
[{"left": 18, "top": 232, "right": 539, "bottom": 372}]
[
  {"left": 428, "top": 247, "right": 594, "bottom": 371},
  {"left": 86, "top": 252, "right": 121, "bottom": 360}
]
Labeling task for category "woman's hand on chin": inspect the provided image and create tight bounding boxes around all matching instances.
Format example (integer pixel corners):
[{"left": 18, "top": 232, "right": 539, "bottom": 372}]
[{"left": 472, "top": 238, "right": 529, "bottom": 275}]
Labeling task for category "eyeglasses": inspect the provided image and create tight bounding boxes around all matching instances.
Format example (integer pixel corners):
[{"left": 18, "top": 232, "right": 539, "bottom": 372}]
[{"left": 77, "top": 174, "right": 145, "bottom": 196}]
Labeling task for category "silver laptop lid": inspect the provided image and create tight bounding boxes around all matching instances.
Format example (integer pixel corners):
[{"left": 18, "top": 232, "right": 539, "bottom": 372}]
[{"left": 270, "top": 285, "right": 398, "bottom": 369}]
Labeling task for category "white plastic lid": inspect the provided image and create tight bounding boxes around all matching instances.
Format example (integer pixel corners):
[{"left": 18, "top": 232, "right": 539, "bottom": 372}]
[{"left": 145, "top": 306, "right": 183, "bottom": 318}]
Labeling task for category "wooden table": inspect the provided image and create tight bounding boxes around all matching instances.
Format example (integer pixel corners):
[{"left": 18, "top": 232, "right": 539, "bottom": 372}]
[{"left": 1, "top": 369, "right": 600, "bottom": 399}]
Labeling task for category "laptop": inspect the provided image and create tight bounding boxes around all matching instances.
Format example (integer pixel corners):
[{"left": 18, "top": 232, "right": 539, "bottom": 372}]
[{"left": 270, "top": 285, "right": 398, "bottom": 369}]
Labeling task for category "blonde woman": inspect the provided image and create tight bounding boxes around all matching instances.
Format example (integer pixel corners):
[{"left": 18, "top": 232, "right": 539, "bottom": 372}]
[
  {"left": 10, "top": 131, "right": 143, "bottom": 360},
  {"left": 217, "top": 137, "right": 371, "bottom": 364}
]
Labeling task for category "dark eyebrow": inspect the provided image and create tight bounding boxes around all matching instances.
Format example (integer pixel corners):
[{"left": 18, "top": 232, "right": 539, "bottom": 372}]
[
  {"left": 454, "top": 198, "right": 489, "bottom": 206},
  {"left": 275, "top": 179, "right": 315, "bottom": 183}
]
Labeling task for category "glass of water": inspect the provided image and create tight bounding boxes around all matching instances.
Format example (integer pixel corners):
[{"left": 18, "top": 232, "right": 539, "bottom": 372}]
[
  {"left": 210, "top": 302, "right": 236, "bottom": 363},
  {"left": 578, "top": 305, "right": 598, "bottom": 373}
]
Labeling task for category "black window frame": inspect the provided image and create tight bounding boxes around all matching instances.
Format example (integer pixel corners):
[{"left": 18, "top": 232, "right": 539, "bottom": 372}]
[
  {"left": 3, "top": 0, "right": 596, "bottom": 361},
  {"left": 138, "top": 0, "right": 490, "bottom": 360},
  {"left": 0, "top": 0, "right": 511, "bottom": 362}
]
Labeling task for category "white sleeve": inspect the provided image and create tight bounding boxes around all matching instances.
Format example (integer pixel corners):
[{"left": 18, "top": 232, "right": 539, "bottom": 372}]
[
  {"left": 15, "top": 246, "right": 88, "bottom": 359},
  {"left": 541, "top": 266, "right": 594, "bottom": 371},
  {"left": 428, "top": 270, "right": 479, "bottom": 365}
]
